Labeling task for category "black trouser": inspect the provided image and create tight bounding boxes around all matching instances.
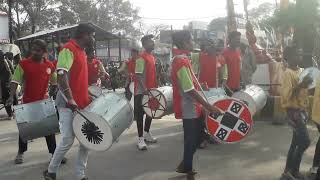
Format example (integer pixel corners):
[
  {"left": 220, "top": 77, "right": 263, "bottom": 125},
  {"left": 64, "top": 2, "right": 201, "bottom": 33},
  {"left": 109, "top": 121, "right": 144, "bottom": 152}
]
[
  {"left": 183, "top": 117, "right": 201, "bottom": 171},
  {"left": 18, "top": 134, "right": 56, "bottom": 154},
  {"left": 198, "top": 116, "right": 210, "bottom": 144},
  {"left": 313, "top": 125, "right": 320, "bottom": 168},
  {"left": 285, "top": 109, "right": 310, "bottom": 173},
  {"left": 134, "top": 94, "right": 152, "bottom": 137},
  {"left": 1, "top": 80, "right": 17, "bottom": 117}
]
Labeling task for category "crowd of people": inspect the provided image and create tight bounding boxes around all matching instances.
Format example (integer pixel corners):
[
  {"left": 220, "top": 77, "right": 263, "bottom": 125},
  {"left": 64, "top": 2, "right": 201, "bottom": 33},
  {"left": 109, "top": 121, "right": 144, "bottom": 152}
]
[{"left": 0, "top": 22, "right": 320, "bottom": 180}]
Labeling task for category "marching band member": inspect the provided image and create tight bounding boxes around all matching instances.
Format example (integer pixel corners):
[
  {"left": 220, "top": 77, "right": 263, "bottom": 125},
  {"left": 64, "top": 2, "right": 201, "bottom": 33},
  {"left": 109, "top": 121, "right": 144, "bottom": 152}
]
[
  {"left": 86, "top": 48, "right": 109, "bottom": 86},
  {"left": 311, "top": 75, "right": 320, "bottom": 176},
  {"left": 44, "top": 23, "right": 95, "bottom": 180},
  {"left": 222, "top": 31, "right": 242, "bottom": 92},
  {"left": 135, "top": 34, "right": 158, "bottom": 150},
  {"left": 170, "top": 30, "right": 222, "bottom": 180},
  {"left": 118, "top": 47, "right": 140, "bottom": 100},
  {"left": 280, "top": 46, "right": 312, "bottom": 180},
  {"left": 6, "top": 39, "right": 66, "bottom": 165}
]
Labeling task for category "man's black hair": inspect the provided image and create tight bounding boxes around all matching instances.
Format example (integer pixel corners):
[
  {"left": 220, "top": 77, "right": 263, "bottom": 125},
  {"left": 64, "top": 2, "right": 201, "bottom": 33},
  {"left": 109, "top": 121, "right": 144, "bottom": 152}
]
[
  {"left": 283, "top": 46, "right": 297, "bottom": 63},
  {"left": 228, "top": 31, "right": 241, "bottom": 41},
  {"left": 141, "top": 34, "right": 154, "bottom": 45},
  {"left": 171, "top": 30, "right": 192, "bottom": 49},
  {"left": 75, "top": 23, "right": 95, "bottom": 38},
  {"left": 32, "top": 39, "right": 48, "bottom": 52}
]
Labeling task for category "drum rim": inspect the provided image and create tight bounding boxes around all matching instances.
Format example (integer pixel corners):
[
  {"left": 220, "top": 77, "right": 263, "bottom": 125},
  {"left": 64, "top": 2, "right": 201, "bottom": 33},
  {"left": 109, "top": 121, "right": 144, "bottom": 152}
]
[
  {"left": 142, "top": 88, "right": 168, "bottom": 119},
  {"left": 205, "top": 97, "right": 253, "bottom": 144}
]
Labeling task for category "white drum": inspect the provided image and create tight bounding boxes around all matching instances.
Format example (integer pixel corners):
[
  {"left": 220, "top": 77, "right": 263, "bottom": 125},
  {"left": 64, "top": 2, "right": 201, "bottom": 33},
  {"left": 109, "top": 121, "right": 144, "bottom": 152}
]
[
  {"left": 299, "top": 67, "right": 320, "bottom": 89},
  {"left": 142, "top": 86, "right": 173, "bottom": 119},
  {"left": 73, "top": 93, "right": 133, "bottom": 151},
  {"left": 14, "top": 98, "right": 59, "bottom": 142},
  {"left": 232, "top": 85, "right": 267, "bottom": 115}
]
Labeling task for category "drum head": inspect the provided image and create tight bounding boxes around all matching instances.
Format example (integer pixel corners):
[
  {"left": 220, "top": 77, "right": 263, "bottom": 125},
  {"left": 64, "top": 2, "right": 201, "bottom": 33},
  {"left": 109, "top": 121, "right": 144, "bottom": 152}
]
[
  {"left": 73, "top": 111, "right": 113, "bottom": 151},
  {"left": 206, "top": 98, "right": 253, "bottom": 144},
  {"left": 299, "top": 67, "right": 320, "bottom": 89},
  {"left": 142, "top": 89, "right": 167, "bottom": 119},
  {"left": 232, "top": 91, "right": 256, "bottom": 115}
]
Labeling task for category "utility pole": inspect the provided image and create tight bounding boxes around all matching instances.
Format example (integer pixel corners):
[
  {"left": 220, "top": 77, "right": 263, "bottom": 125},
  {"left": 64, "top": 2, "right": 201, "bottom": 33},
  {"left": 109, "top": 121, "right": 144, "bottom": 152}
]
[
  {"left": 226, "top": 0, "right": 237, "bottom": 32},
  {"left": 7, "top": 0, "right": 13, "bottom": 43}
]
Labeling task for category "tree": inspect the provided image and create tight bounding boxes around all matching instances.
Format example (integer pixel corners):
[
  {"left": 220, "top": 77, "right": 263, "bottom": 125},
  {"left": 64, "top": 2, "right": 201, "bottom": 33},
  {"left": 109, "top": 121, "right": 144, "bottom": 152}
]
[
  {"left": 208, "top": 17, "right": 228, "bottom": 32},
  {"left": 140, "top": 24, "right": 170, "bottom": 40}
]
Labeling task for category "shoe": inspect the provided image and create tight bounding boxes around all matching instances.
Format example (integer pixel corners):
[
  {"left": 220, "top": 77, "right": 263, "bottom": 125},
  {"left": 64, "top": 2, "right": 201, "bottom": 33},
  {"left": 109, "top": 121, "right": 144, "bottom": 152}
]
[
  {"left": 292, "top": 172, "right": 306, "bottom": 180},
  {"left": 310, "top": 167, "right": 318, "bottom": 174},
  {"left": 14, "top": 153, "right": 24, "bottom": 164},
  {"left": 199, "top": 140, "right": 209, "bottom": 149},
  {"left": 80, "top": 178, "right": 89, "bottom": 180},
  {"left": 187, "top": 173, "right": 195, "bottom": 180},
  {"left": 144, "top": 132, "right": 157, "bottom": 143},
  {"left": 137, "top": 137, "right": 147, "bottom": 150},
  {"left": 176, "top": 161, "right": 197, "bottom": 175},
  {"left": 43, "top": 170, "right": 56, "bottom": 180},
  {"left": 281, "top": 171, "right": 298, "bottom": 180}
]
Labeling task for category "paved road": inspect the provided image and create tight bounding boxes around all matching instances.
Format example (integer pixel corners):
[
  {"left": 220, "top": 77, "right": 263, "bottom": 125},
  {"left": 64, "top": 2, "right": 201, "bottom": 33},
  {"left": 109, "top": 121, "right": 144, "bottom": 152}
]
[{"left": 0, "top": 109, "right": 319, "bottom": 180}]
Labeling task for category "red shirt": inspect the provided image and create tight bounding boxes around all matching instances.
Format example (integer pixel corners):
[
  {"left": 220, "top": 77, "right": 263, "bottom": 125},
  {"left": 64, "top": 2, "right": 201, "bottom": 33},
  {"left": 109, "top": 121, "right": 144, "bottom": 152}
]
[
  {"left": 171, "top": 48, "right": 201, "bottom": 119},
  {"left": 19, "top": 58, "right": 55, "bottom": 104},
  {"left": 87, "top": 58, "right": 101, "bottom": 85},
  {"left": 222, "top": 48, "right": 241, "bottom": 90},
  {"left": 62, "top": 39, "right": 91, "bottom": 109},
  {"left": 199, "top": 52, "right": 218, "bottom": 88},
  {"left": 139, "top": 51, "right": 158, "bottom": 89},
  {"left": 125, "top": 58, "right": 138, "bottom": 91}
]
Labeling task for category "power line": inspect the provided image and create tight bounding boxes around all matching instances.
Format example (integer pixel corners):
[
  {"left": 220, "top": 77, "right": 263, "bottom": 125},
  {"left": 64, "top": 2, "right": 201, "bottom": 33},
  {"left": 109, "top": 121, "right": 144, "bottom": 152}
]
[{"left": 139, "top": 15, "right": 218, "bottom": 21}]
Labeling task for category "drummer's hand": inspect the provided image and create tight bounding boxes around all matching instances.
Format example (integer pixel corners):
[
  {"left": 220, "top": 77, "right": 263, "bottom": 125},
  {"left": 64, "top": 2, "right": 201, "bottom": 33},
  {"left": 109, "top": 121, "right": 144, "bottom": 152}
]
[
  {"left": 66, "top": 99, "right": 78, "bottom": 112},
  {"left": 207, "top": 105, "right": 223, "bottom": 117},
  {"left": 5, "top": 96, "right": 13, "bottom": 106}
]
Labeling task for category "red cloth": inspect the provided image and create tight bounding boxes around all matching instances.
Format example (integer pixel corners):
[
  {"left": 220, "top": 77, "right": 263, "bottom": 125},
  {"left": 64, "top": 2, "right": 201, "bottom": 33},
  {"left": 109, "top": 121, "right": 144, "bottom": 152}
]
[
  {"left": 62, "top": 39, "right": 91, "bottom": 109},
  {"left": 171, "top": 48, "right": 201, "bottom": 119},
  {"left": 139, "top": 51, "right": 158, "bottom": 89},
  {"left": 19, "top": 58, "right": 55, "bottom": 104},
  {"left": 87, "top": 58, "right": 101, "bottom": 85},
  {"left": 199, "top": 52, "right": 218, "bottom": 88},
  {"left": 125, "top": 58, "right": 138, "bottom": 92},
  {"left": 222, "top": 48, "right": 241, "bottom": 90}
]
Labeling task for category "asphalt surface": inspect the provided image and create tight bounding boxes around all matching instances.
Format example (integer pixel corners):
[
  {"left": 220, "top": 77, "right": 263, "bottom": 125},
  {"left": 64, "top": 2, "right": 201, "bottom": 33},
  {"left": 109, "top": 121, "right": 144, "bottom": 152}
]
[{"left": 0, "top": 108, "right": 320, "bottom": 180}]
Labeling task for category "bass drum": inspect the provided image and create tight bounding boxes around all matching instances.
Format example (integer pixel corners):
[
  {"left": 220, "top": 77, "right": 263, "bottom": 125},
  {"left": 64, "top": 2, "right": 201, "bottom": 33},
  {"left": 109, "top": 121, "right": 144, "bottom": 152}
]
[
  {"left": 232, "top": 85, "right": 267, "bottom": 115},
  {"left": 142, "top": 86, "right": 173, "bottom": 119},
  {"left": 14, "top": 98, "right": 59, "bottom": 142},
  {"left": 206, "top": 98, "right": 253, "bottom": 144},
  {"left": 73, "top": 93, "right": 134, "bottom": 151}
]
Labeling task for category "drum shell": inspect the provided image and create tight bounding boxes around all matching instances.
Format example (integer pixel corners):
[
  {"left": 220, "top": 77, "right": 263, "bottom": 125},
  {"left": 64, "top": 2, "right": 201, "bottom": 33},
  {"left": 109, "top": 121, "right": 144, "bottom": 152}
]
[
  {"left": 157, "top": 86, "right": 174, "bottom": 116},
  {"left": 232, "top": 85, "right": 267, "bottom": 115},
  {"left": 299, "top": 67, "right": 320, "bottom": 89},
  {"left": 74, "top": 93, "right": 134, "bottom": 151},
  {"left": 14, "top": 99, "right": 59, "bottom": 142}
]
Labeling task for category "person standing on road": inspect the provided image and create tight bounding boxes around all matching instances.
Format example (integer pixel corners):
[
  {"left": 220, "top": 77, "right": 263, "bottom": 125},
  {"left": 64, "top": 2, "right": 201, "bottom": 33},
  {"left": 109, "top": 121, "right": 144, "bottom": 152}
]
[
  {"left": 6, "top": 39, "right": 66, "bottom": 165},
  {"left": 134, "top": 34, "right": 158, "bottom": 150},
  {"left": 280, "top": 46, "right": 312, "bottom": 180},
  {"left": 170, "top": 30, "right": 222, "bottom": 180},
  {"left": 222, "top": 31, "right": 242, "bottom": 92},
  {"left": 86, "top": 48, "right": 109, "bottom": 86},
  {"left": 44, "top": 23, "right": 95, "bottom": 180}
]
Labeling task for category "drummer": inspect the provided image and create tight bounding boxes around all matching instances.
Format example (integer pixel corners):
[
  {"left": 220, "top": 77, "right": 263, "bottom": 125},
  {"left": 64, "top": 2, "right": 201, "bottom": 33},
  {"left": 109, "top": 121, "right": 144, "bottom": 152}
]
[
  {"left": 44, "top": 23, "right": 95, "bottom": 180},
  {"left": 170, "top": 30, "right": 222, "bottom": 180},
  {"left": 118, "top": 47, "right": 140, "bottom": 100},
  {"left": 6, "top": 39, "right": 66, "bottom": 165},
  {"left": 222, "top": 31, "right": 242, "bottom": 92},
  {"left": 135, "top": 34, "right": 158, "bottom": 150},
  {"left": 86, "top": 48, "right": 109, "bottom": 86}
]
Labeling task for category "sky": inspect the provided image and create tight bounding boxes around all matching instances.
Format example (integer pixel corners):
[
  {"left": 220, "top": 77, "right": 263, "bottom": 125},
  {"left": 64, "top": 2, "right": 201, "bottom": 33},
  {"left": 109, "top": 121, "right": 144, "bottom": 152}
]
[{"left": 129, "top": 0, "right": 276, "bottom": 29}]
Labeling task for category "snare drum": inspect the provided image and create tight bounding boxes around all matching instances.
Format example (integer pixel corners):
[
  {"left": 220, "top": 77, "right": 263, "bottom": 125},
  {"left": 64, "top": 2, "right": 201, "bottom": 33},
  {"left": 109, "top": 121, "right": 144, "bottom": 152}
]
[
  {"left": 206, "top": 98, "right": 253, "bottom": 144},
  {"left": 14, "top": 98, "right": 59, "bottom": 142},
  {"left": 232, "top": 85, "right": 267, "bottom": 115},
  {"left": 142, "top": 86, "right": 173, "bottom": 119},
  {"left": 73, "top": 93, "right": 134, "bottom": 151}
]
